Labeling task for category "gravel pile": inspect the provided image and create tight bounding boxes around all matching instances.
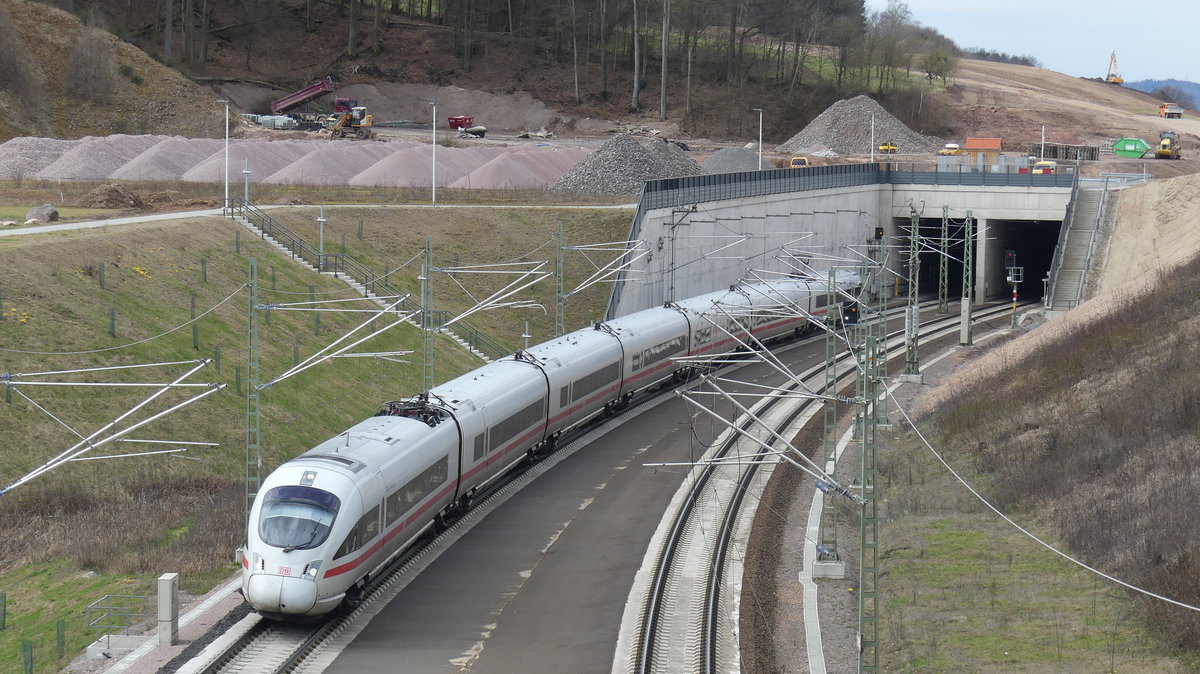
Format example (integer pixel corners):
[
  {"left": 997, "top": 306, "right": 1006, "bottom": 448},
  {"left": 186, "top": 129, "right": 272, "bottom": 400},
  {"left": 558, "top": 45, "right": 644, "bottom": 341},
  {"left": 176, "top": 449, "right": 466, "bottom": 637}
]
[
  {"left": 552, "top": 134, "right": 703, "bottom": 195},
  {"left": 180, "top": 139, "right": 314, "bottom": 184},
  {"left": 702, "top": 146, "right": 763, "bottom": 173},
  {"left": 776, "top": 95, "right": 941, "bottom": 156},
  {"left": 110, "top": 137, "right": 225, "bottom": 181},
  {"left": 264, "top": 142, "right": 395, "bottom": 185},
  {"left": 36, "top": 135, "right": 169, "bottom": 180},
  {"left": 0, "top": 137, "right": 79, "bottom": 180}
]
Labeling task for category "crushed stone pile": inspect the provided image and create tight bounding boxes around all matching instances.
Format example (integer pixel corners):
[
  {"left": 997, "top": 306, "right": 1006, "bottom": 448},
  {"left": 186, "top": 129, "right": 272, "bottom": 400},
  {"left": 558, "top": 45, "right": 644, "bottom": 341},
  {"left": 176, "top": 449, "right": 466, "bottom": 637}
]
[
  {"left": 36, "top": 135, "right": 169, "bottom": 180},
  {"left": 263, "top": 142, "right": 396, "bottom": 185},
  {"left": 552, "top": 134, "right": 703, "bottom": 195},
  {"left": 450, "top": 147, "right": 590, "bottom": 189},
  {"left": 0, "top": 137, "right": 79, "bottom": 180},
  {"left": 702, "top": 146, "right": 763, "bottom": 173},
  {"left": 79, "top": 184, "right": 146, "bottom": 209},
  {"left": 110, "top": 137, "right": 225, "bottom": 181},
  {"left": 180, "top": 139, "right": 314, "bottom": 184},
  {"left": 775, "top": 95, "right": 941, "bottom": 156}
]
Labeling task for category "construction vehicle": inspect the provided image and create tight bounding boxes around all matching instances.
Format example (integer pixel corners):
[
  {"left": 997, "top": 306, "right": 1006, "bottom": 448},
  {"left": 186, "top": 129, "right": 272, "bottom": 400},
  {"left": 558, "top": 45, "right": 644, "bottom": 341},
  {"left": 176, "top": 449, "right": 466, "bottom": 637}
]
[
  {"left": 877, "top": 141, "right": 898, "bottom": 154},
  {"left": 1159, "top": 103, "right": 1184, "bottom": 119},
  {"left": 327, "top": 98, "right": 375, "bottom": 139},
  {"left": 937, "top": 143, "right": 963, "bottom": 156},
  {"left": 789, "top": 156, "right": 809, "bottom": 168},
  {"left": 1032, "top": 160, "right": 1057, "bottom": 174},
  {"left": 1105, "top": 51, "right": 1124, "bottom": 85},
  {"left": 1156, "top": 131, "right": 1181, "bottom": 159},
  {"left": 271, "top": 76, "right": 335, "bottom": 115}
]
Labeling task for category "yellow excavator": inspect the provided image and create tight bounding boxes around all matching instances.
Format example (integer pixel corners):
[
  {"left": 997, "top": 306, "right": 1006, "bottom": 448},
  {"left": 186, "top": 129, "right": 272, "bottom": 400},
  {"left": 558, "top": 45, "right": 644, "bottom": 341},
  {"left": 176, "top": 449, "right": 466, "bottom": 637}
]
[
  {"left": 1105, "top": 51, "right": 1124, "bottom": 85},
  {"left": 327, "top": 97, "right": 375, "bottom": 139}
]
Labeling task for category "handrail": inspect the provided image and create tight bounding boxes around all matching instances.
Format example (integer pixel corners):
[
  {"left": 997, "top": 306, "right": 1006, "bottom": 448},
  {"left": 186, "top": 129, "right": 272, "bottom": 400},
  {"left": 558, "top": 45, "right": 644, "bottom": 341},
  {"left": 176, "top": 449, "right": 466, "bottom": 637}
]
[
  {"left": 1077, "top": 177, "right": 1110, "bottom": 303},
  {"left": 229, "top": 199, "right": 512, "bottom": 360},
  {"left": 1044, "top": 171, "right": 1081, "bottom": 307}
]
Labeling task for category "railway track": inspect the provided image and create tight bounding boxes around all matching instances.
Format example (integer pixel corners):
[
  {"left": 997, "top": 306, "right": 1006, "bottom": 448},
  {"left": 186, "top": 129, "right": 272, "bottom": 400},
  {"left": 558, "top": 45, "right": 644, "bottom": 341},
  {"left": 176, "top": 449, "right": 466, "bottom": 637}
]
[{"left": 624, "top": 302, "right": 1020, "bottom": 674}]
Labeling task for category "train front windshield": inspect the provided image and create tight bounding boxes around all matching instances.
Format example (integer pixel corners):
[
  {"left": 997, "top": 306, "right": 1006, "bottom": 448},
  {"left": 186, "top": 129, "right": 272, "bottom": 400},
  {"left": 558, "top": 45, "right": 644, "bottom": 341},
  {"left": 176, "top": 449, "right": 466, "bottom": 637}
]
[{"left": 259, "top": 485, "right": 341, "bottom": 550}]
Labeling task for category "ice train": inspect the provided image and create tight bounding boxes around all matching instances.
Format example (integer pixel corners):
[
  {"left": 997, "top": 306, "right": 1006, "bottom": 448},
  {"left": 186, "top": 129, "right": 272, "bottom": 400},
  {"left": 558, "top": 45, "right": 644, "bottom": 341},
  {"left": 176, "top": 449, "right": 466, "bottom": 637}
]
[{"left": 240, "top": 274, "right": 858, "bottom": 617}]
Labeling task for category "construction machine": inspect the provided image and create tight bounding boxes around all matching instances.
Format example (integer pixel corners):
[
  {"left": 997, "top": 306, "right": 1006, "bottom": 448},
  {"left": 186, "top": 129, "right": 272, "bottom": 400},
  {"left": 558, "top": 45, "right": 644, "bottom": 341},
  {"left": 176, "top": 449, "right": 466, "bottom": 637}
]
[
  {"left": 1105, "top": 51, "right": 1124, "bottom": 85},
  {"left": 1159, "top": 103, "right": 1184, "bottom": 119},
  {"left": 327, "top": 98, "right": 375, "bottom": 139},
  {"left": 789, "top": 156, "right": 809, "bottom": 168},
  {"left": 1155, "top": 131, "right": 1181, "bottom": 159},
  {"left": 877, "top": 141, "right": 898, "bottom": 154},
  {"left": 937, "top": 143, "right": 963, "bottom": 156}
]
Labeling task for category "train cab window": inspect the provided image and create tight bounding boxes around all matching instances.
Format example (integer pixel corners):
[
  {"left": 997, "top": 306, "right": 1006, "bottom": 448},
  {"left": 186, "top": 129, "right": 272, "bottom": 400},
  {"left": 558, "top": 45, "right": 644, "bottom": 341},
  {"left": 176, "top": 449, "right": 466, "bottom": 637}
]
[{"left": 259, "top": 485, "right": 340, "bottom": 551}]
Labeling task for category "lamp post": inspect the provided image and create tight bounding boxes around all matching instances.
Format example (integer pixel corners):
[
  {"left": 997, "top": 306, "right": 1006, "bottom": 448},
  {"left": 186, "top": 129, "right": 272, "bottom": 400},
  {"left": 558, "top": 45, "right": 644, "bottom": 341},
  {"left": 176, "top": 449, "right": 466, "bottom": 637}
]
[
  {"left": 218, "top": 99, "right": 229, "bottom": 214},
  {"left": 317, "top": 206, "right": 326, "bottom": 272},
  {"left": 752, "top": 107, "right": 763, "bottom": 170},
  {"left": 241, "top": 159, "right": 251, "bottom": 206},
  {"left": 429, "top": 100, "right": 438, "bottom": 205}
]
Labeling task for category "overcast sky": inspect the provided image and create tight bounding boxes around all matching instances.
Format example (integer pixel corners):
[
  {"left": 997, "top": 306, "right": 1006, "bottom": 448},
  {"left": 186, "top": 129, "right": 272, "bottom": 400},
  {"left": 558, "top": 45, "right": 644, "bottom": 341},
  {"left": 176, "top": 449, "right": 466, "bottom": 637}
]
[{"left": 863, "top": 0, "right": 1199, "bottom": 83}]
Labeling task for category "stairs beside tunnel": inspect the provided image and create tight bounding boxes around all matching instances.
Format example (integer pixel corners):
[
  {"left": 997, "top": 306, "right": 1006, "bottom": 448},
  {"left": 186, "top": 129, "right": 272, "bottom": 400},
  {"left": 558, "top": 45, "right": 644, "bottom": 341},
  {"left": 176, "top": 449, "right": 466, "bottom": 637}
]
[{"left": 1048, "top": 186, "right": 1103, "bottom": 311}]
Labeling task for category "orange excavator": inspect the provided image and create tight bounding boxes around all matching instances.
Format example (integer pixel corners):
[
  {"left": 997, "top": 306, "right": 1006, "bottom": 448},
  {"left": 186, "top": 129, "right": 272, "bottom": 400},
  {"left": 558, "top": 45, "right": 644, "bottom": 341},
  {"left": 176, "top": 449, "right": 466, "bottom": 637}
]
[{"left": 327, "top": 97, "right": 375, "bottom": 139}]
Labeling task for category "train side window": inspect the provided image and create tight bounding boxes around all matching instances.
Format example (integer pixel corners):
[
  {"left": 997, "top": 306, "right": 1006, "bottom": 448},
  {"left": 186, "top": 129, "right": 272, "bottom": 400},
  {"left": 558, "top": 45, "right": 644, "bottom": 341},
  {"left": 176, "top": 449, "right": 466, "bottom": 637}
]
[
  {"left": 384, "top": 490, "right": 403, "bottom": 526},
  {"left": 560, "top": 385, "right": 570, "bottom": 408},
  {"left": 473, "top": 434, "right": 486, "bottom": 462},
  {"left": 487, "top": 398, "right": 546, "bottom": 452},
  {"left": 361, "top": 504, "right": 379, "bottom": 543},
  {"left": 571, "top": 362, "right": 619, "bottom": 403}
]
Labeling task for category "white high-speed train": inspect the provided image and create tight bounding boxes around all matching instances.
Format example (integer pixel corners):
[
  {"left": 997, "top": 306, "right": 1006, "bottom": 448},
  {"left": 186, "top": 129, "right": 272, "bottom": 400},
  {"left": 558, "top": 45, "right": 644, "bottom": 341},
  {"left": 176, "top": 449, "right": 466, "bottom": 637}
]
[{"left": 241, "top": 274, "right": 858, "bottom": 618}]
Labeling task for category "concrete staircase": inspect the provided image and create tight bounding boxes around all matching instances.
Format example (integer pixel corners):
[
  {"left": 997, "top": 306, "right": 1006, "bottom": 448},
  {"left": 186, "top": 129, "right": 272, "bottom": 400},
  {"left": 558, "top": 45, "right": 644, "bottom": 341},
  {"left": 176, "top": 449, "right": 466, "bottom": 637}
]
[
  {"left": 1048, "top": 186, "right": 1104, "bottom": 311},
  {"left": 230, "top": 211, "right": 494, "bottom": 362}
]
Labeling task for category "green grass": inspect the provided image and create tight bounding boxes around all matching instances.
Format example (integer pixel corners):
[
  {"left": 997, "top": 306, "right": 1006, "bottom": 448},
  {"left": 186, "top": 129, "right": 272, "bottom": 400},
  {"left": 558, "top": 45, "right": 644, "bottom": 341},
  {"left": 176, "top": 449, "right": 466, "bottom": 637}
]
[
  {"left": 0, "top": 203, "right": 625, "bottom": 670},
  {"left": 0, "top": 206, "right": 124, "bottom": 222}
]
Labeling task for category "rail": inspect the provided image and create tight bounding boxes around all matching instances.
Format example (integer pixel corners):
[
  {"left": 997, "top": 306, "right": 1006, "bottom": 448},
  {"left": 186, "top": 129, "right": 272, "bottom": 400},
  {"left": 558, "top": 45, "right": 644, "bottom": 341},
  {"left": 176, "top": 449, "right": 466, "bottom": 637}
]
[{"left": 228, "top": 199, "right": 512, "bottom": 360}]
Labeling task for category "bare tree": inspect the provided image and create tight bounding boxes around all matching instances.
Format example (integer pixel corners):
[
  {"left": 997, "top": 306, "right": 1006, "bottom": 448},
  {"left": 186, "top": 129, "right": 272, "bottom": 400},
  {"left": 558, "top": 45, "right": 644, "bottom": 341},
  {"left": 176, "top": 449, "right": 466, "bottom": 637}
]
[
  {"left": 67, "top": 28, "right": 117, "bottom": 104},
  {"left": 348, "top": 0, "right": 360, "bottom": 56},
  {"left": 630, "top": 0, "right": 640, "bottom": 109}
]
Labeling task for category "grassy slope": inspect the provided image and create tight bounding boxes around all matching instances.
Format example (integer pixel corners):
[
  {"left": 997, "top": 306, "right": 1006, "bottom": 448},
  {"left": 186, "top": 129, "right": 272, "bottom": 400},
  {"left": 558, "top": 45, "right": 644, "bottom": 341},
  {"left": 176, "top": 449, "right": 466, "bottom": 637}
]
[
  {"left": 876, "top": 256, "right": 1200, "bottom": 669},
  {"left": 0, "top": 205, "right": 623, "bottom": 670}
]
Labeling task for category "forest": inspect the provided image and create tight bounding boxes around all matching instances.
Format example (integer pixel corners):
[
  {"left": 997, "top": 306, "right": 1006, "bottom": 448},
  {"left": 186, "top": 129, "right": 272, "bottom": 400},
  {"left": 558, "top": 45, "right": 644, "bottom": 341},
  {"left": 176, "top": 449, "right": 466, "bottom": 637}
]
[{"left": 31, "top": 0, "right": 1027, "bottom": 137}]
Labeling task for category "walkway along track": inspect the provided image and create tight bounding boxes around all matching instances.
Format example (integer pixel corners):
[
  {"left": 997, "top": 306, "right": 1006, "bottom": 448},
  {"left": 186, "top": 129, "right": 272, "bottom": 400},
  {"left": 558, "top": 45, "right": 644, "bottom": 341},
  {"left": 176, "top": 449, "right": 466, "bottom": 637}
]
[
  {"left": 622, "top": 302, "right": 1022, "bottom": 674},
  {"left": 193, "top": 301, "right": 1018, "bottom": 674}
]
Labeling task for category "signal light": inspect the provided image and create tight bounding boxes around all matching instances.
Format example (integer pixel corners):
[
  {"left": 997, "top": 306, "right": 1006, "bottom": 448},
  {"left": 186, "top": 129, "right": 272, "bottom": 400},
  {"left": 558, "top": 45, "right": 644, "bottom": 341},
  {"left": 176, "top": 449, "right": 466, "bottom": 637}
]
[{"left": 843, "top": 301, "right": 859, "bottom": 324}]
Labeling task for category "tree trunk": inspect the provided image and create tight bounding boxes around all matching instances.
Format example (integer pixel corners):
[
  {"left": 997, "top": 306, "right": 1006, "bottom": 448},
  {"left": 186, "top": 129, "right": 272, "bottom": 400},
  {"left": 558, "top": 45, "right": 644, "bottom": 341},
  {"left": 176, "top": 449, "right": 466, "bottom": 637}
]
[
  {"left": 630, "top": 0, "right": 639, "bottom": 109},
  {"left": 348, "top": 0, "right": 359, "bottom": 56},
  {"left": 659, "top": 0, "right": 668, "bottom": 120},
  {"left": 599, "top": 0, "right": 607, "bottom": 96},
  {"left": 374, "top": 0, "right": 382, "bottom": 53},
  {"left": 163, "top": 0, "right": 173, "bottom": 62},
  {"left": 570, "top": 0, "right": 579, "bottom": 102},
  {"left": 306, "top": 0, "right": 314, "bottom": 32},
  {"left": 200, "top": 0, "right": 209, "bottom": 62}
]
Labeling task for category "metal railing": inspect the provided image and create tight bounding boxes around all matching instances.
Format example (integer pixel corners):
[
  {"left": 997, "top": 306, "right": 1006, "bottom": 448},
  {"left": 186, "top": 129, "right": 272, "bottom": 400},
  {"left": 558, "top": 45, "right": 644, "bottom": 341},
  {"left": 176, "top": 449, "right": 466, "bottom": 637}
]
[
  {"left": 1044, "top": 171, "right": 1082, "bottom": 308},
  {"left": 229, "top": 199, "right": 512, "bottom": 360},
  {"left": 86, "top": 594, "right": 152, "bottom": 648}
]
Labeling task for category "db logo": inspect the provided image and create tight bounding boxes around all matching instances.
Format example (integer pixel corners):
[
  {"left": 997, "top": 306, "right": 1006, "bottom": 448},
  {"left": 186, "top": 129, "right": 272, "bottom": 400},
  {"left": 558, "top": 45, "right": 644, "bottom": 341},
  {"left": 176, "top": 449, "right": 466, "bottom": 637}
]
[{"left": 278, "top": 566, "right": 293, "bottom": 576}]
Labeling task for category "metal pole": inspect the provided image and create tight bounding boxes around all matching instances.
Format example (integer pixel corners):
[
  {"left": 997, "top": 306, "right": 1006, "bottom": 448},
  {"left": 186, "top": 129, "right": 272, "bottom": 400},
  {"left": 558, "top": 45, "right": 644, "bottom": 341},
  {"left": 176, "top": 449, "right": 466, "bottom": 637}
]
[
  {"left": 869, "top": 113, "right": 875, "bottom": 163},
  {"left": 316, "top": 207, "right": 326, "bottom": 272},
  {"left": 220, "top": 100, "right": 229, "bottom": 213},
  {"left": 555, "top": 220, "right": 566, "bottom": 336},
  {"left": 430, "top": 101, "right": 437, "bottom": 204},
  {"left": 938, "top": 206, "right": 949, "bottom": 313},
  {"left": 245, "top": 259, "right": 260, "bottom": 526},
  {"left": 904, "top": 212, "right": 920, "bottom": 375},
  {"left": 421, "top": 236, "right": 435, "bottom": 391},
  {"left": 241, "top": 159, "right": 251, "bottom": 205},
  {"left": 752, "top": 108, "right": 763, "bottom": 169},
  {"left": 858, "top": 335, "right": 880, "bottom": 673},
  {"left": 959, "top": 211, "right": 974, "bottom": 346},
  {"left": 1040, "top": 125, "right": 1045, "bottom": 161}
]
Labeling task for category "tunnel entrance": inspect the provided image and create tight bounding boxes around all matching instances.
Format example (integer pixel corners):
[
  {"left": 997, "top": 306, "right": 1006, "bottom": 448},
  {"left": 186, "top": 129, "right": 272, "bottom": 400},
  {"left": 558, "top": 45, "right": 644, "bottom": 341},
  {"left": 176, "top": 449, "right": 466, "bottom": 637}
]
[{"left": 899, "top": 216, "right": 1063, "bottom": 303}]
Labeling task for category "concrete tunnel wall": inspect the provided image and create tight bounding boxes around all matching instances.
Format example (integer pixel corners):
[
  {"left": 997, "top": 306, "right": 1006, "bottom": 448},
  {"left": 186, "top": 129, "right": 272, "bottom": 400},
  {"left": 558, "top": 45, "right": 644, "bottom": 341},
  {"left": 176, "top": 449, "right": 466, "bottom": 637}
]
[{"left": 609, "top": 181, "right": 1071, "bottom": 318}]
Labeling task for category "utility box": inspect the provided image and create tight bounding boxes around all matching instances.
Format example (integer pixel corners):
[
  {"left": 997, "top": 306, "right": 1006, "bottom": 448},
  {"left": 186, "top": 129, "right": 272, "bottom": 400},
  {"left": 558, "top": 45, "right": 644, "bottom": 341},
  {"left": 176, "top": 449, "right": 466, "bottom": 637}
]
[{"left": 158, "top": 573, "right": 180, "bottom": 647}]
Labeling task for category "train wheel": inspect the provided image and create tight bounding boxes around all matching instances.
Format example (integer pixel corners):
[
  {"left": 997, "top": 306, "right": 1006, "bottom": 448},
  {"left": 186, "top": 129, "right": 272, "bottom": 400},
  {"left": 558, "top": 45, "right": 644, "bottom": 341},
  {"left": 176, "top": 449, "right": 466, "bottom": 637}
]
[{"left": 343, "top": 583, "right": 365, "bottom": 610}]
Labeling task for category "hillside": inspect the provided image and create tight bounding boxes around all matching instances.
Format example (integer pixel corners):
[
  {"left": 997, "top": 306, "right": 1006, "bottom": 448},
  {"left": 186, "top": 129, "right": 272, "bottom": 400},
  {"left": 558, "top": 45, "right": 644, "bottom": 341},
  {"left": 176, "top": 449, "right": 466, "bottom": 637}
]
[{"left": 0, "top": 0, "right": 223, "bottom": 140}]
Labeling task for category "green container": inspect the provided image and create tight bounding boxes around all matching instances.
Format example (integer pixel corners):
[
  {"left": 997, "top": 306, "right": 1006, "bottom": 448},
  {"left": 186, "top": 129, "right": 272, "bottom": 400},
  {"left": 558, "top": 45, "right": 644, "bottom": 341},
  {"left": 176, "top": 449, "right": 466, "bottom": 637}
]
[{"left": 1112, "top": 137, "right": 1151, "bottom": 158}]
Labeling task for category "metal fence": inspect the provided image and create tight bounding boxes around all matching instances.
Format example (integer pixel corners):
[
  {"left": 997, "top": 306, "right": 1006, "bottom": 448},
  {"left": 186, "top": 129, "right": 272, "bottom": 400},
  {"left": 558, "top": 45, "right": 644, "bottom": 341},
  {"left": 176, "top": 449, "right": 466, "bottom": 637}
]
[
  {"left": 636, "top": 161, "right": 1074, "bottom": 213},
  {"left": 86, "top": 594, "right": 152, "bottom": 648},
  {"left": 229, "top": 199, "right": 512, "bottom": 360}
]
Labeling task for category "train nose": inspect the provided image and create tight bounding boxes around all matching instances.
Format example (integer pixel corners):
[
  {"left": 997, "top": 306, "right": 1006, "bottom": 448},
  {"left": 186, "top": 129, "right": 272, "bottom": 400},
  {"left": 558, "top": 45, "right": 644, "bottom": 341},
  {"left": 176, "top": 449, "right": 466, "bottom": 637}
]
[{"left": 246, "top": 574, "right": 318, "bottom": 614}]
